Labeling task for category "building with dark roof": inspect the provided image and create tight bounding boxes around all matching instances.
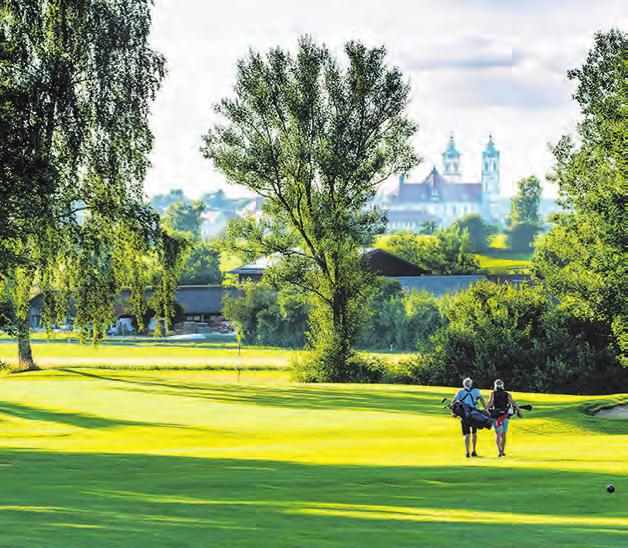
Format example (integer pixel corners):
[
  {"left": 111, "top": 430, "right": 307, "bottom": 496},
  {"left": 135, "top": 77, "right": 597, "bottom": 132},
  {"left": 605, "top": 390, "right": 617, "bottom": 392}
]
[
  {"left": 383, "top": 134, "right": 502, "bottom": 230},
  {"left": 230, "top": 248, "right": 427, "bottom": 282},
  {"left": 28, "top": 285, "right": 241, "bottom": 334}
]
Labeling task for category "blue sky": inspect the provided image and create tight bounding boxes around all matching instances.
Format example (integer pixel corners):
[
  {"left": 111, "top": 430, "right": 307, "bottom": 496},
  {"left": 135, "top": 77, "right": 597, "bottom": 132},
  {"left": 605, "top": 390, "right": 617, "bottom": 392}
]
[{"left": 146, "top": 0, "right": 625, "bottom": 198}]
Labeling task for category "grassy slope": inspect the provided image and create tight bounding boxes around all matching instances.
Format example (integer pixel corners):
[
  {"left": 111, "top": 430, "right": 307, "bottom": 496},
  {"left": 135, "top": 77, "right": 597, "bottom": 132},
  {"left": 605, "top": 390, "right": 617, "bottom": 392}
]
[{"left": 0, "top": 369, "right": 625, "bottom": 546}]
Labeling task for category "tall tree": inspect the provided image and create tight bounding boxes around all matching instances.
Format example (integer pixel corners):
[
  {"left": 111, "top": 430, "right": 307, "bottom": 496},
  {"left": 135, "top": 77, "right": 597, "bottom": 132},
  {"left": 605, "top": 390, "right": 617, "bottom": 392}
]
[
  {"left": 179, "top": 242, "right": 223, "bottom": 285},
  {"left": 509, "top": 175, "right": 541, "bottom": 225},
  {"left": 452, "top": 214, "right": 495, "bottom": 252},
  {"left": 203, "top": 37, "right": 418, "bottom": 379},
  {"left": 0, "top": 0, "right": 178, "bottom": 368},
  {"left": 507, "top": 175, "right": 542, "bottom": 251},
  {"left": 164, "top": 200, "right": 207, "bottom": 238},
  {"left": 532, "top": 29, "right": 626, "bottom": 367}
]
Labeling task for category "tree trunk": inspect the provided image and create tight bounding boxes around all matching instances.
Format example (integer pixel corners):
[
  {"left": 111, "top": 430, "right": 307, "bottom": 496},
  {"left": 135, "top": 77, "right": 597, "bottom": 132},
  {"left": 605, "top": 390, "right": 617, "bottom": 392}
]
[
  {"left": 331, "top": 292, "right": 352, "bottom": 363},
  {"left": 17, "top": 317, "right": 37, "bottom": 371}
]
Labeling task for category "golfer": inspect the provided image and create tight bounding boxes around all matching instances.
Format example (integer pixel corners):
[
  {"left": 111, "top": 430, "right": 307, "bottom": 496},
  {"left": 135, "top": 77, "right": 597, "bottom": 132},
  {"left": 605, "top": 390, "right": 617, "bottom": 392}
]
[
  {"left": 452, "top": 377, "right": 487, "bottom": 458},
  {"left": 487, "top": 379, "right": 521, "bottom": 457}
]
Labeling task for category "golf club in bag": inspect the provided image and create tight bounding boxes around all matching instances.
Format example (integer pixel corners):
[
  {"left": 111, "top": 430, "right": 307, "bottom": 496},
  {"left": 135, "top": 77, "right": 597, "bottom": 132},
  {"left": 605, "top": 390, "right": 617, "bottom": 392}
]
[{"left": 441, "top": 397, "right": 533, "bottom": 429}]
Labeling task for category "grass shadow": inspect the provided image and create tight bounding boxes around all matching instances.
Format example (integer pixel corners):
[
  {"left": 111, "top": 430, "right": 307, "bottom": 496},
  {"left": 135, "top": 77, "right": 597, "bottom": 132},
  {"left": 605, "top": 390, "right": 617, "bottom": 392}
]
[
  {"left": 56, "top": 370, "right": 628, "bottom": 436},
  {"left": 0, "top": 450, "right": 625, "bottom": 546},
  {"left": 0, "top": 400, "right": 198, "bottom": 431},
  {"left": 61, "top": 369, "right": 451, "bottom": 416}
]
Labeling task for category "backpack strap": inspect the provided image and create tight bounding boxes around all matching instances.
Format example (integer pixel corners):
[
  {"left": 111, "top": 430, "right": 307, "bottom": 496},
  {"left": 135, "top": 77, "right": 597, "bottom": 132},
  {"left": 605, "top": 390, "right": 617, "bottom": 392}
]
[{"left": 460, "top": 388, "right": 477, "bottom": 407}]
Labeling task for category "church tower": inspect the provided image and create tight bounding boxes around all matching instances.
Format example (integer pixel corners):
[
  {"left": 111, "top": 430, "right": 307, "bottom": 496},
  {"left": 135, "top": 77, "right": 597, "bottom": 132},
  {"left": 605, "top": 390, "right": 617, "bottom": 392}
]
[
  {"left": 481, "top": 135, "right": 500, "bottom": 219},
  {"left": 442, "top": 134, "right": 461, "bottom": 182}
]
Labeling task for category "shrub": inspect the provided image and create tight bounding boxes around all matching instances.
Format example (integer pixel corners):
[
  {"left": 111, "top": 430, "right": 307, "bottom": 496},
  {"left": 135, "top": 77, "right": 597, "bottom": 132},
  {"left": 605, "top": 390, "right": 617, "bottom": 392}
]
[
  {"left": 223, "top": 283, "right": 308, "bottom": 347},
  {"left": 179, "top": 242, "right": 223, "bottom": 285},
  {"left": 382, "top": 355, "right": 434, "bottom": 384},
  {"left": 358, "top": 281, "right": 446, "bottom": 352},
  {"left": 506, "top": 222, "right": 540, "bottom": 252},
  {"left": 291, "top": 349, "right": 386, "bottom": 383},
  {"left": 452, "top": 214, "right": 496, "bottom": 253},
  {"left": 424, "top": 280, "right": 627, "bottom": 394},
  {"left": 380, "top": 227, "right": 479, "bottom": 274}
]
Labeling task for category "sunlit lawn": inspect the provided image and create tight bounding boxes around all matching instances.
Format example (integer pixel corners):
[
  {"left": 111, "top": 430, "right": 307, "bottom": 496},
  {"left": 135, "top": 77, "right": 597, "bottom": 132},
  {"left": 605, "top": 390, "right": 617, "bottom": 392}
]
[
  {"left": 0, "top": 339, "right": 410, "bottom": 370},
  {"left": 0, "top": 338, "right": 293, "bottom": 369},
  {"left": 475, "top": 234, "right": 532, "bottom": 273},
  {"left": 0, "top": 368, "right": 625, "bottom": 546},
  {"left": 475, "top": 250, "right": 532, "bottom": 273}
]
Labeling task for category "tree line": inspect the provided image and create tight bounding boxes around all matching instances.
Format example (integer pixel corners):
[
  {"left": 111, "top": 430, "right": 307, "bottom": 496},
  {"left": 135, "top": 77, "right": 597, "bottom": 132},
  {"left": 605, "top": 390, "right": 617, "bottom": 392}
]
[
  {"left": 208, "top": 30, "right": 625, "bottom": 391},
  {"left": 1, "top": 3, "right": 624, "bottom": 392},
  {"left": 0, "top": 0, "right": 186, "bottom": 367}
]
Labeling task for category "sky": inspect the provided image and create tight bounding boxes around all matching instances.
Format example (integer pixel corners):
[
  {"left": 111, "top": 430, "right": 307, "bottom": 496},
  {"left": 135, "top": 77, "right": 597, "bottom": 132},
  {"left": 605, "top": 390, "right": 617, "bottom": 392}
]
[{"left": 145, "top": 0, "right": 625, "bottom": 199}]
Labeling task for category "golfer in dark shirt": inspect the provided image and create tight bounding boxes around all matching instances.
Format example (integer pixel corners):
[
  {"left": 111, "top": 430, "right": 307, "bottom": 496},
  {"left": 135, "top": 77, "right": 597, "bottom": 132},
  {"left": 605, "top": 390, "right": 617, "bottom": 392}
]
[{"left": 487, "top": 379, "right": 521, "bottom": 457}]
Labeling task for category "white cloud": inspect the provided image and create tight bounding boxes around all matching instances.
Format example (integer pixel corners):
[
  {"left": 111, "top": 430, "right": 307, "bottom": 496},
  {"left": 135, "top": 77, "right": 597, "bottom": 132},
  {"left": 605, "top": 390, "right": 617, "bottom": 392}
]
[{"left": 145, "top": 0, "right": 626, "bottom": 199}]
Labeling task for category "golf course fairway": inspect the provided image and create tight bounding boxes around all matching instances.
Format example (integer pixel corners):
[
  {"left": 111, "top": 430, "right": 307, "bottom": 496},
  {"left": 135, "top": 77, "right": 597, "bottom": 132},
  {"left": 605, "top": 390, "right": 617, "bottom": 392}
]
[{"left": 0, "top": 369, "right": 625, "bottom": 546}]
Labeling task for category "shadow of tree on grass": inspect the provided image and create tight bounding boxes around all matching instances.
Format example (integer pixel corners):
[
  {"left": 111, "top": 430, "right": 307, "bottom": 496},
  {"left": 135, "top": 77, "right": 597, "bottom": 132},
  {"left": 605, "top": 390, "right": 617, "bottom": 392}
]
[
  {"left": 0, "top": 401, "right": 199, "bottom": 431},
  {"left": 0, "top": 450, "right": 625, "bottom": 547}
]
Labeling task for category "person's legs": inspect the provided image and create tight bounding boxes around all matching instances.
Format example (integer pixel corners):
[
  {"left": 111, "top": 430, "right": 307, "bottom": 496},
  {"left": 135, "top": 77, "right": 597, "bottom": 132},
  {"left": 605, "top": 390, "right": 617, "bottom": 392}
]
[
  {"left": 471, "top": 430, "right": 478, "bottom": 456},
  {"left": 500, "top": 419, "right": 509, "bottom": 456},
  {"left": 494, "top": 428, "right": 502, "bottom": 455},
  {"left": 461, "top": 420, "right": 471, "bottom": 456}
]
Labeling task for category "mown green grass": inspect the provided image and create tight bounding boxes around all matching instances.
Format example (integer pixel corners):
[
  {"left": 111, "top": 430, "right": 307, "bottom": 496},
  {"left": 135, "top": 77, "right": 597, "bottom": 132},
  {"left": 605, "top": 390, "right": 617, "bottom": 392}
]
[
  {"left": 0, "top": 368, "right": 625, "bottom": 546},
  {"left": 475, "top": 234, "right": 532, "bottom": 273},
  {"left": 0, "top": 339, "right": 411, "bottom": 370},
  {"left": 0, "top": 339, "right": 293, "bottom": 369},
  {"left": 475, "top": 250, "right": 532, "bottom": 273}
]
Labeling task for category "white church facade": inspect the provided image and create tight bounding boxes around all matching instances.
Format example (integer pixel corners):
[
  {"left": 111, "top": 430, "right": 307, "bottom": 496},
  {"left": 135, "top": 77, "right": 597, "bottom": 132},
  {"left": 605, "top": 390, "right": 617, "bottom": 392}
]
[{"left": 383, "top": 135, "right": 502, "bottom": 230}]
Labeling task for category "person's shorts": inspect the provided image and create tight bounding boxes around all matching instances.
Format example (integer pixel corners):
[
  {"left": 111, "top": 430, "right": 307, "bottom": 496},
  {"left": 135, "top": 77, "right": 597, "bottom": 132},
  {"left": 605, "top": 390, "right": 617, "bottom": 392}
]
[
  {"left": 494, "top": 418, "right": 509, "bottom": 433},
  {"left": 461, "top": 420, "right": 477, "bottom": 436}
]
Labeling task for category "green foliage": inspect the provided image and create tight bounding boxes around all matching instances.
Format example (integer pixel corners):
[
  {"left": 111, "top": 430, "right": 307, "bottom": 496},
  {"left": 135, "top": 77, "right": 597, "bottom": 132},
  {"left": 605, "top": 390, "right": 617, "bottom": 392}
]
[
  {"left": 179, "top": 242, "right": 223, "bottom": 286},
  {"left": 0, "top": 0, "right": 174, "bottom": 363},
  {"left": 532, "top": 28, "right": 626, "bottom": 367},
  {"left": 387, "top": 354, "right": 441, "bottom": 385},
  {"left": 380, "top": 227, "right": 480, "bottom": 274},
  {"left": 452, "top": 214, "right": 495, "bottom": 252},
  {"left": 358, "top": 279, "right": 446, "bottom": 351},
  {"left": 164, "top": 200, "right": 206, "bottom": 238},
  {"left": 225, "top": 276, "right": 446, "bottom": 354},
  {"left": 507, "top": 222, "right": 541, "bottom": 252},
  {"left": 506, "top": 176, "right": 542, "bottom": 251},
  {"left": 291, "top": 350, "right": 387, "bottom": 383},
  {"left": 203, "top": 36, "right": 418, "bottom": 380},
  {"left": 423, "top": 281, "right": 626, "bottom": 394},
  {"left": 0, "top": 285, "right": 16, "bottom": 337},
  {"left": 223, "top": 283, "right": 308, "bottom": 348},
  {"left": 509, "top": 176, "right": 542, "bottom": 225},
  {"left": 419, "top": 221, "right": 437, "bottom": 235},
  {"left": 150, "top": 231, "right": 188, "bottom": 332}
]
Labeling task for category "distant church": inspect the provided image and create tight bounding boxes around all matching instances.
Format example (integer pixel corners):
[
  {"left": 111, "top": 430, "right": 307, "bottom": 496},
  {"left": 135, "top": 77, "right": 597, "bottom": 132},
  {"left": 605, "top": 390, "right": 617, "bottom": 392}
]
[{"left": 383, "top": 135, "right": 501, "bottom": 230}]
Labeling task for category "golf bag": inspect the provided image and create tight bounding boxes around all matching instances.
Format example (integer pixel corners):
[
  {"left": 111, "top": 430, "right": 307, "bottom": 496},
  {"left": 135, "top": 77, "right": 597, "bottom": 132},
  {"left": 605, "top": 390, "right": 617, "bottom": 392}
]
[{"left": 451, "top": 401, "right": 494, "bottom": 430}]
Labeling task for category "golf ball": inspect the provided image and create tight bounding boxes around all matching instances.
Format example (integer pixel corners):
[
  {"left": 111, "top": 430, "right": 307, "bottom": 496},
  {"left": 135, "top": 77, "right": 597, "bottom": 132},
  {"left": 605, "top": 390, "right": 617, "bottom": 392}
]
[{"left": 607, "top": 484, "right": 615, "bottom": 493}]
